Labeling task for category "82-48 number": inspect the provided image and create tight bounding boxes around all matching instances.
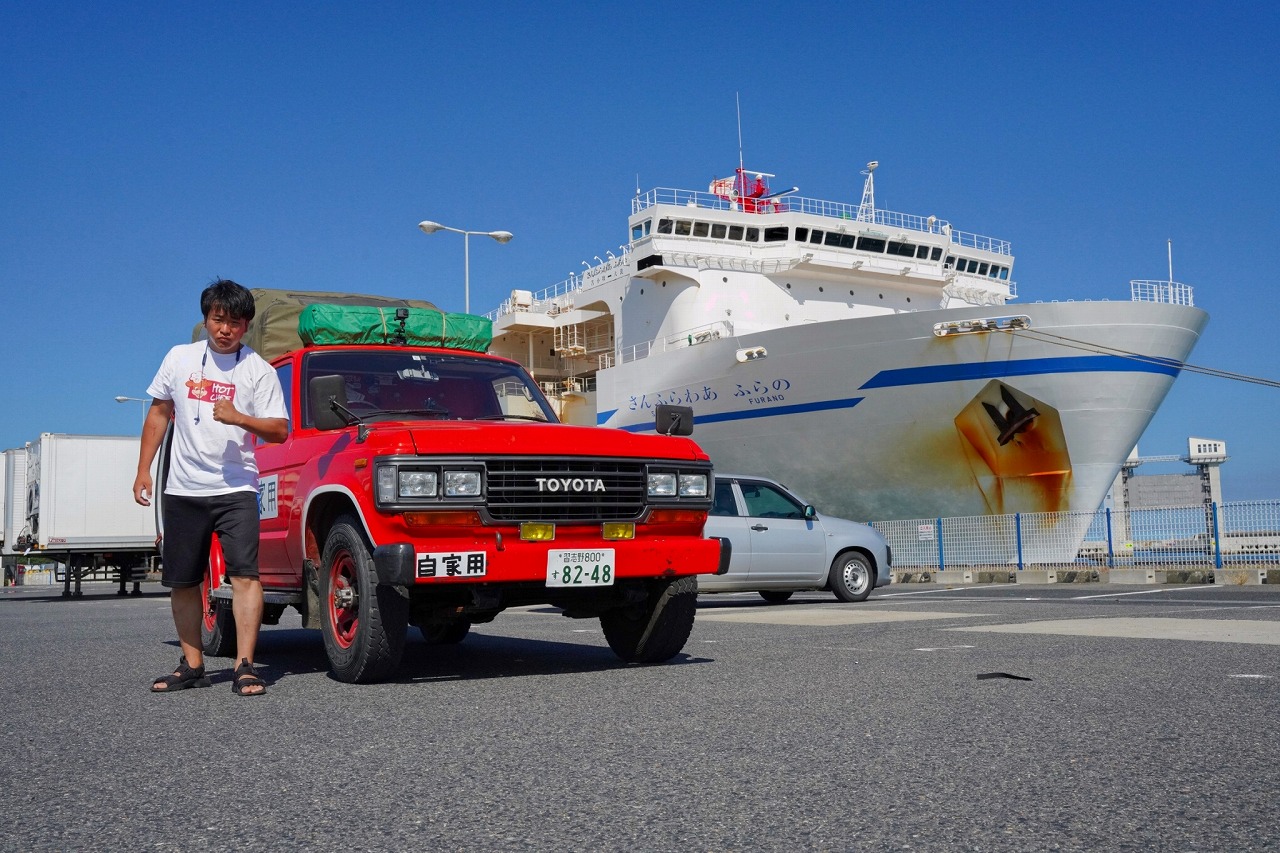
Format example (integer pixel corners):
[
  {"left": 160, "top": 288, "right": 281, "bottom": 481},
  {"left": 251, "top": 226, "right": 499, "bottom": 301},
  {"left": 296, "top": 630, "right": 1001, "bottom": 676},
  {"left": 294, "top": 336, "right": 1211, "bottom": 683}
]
[{"left": 545, "top": 549, "right": 616, "bottom": 587}]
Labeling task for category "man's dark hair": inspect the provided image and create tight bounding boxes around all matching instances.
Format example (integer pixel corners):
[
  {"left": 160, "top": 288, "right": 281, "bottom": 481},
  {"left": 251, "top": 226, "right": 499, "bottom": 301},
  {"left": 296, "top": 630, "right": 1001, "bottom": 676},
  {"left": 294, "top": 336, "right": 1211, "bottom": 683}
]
[{"left": 200, "top": 279, "right": 256, "bottom": 321}]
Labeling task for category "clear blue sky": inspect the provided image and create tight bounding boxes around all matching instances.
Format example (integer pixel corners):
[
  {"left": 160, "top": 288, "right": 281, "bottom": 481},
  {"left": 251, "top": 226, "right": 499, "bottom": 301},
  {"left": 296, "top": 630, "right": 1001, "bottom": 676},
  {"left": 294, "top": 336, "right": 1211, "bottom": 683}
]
[{"left": 2, "top": 2, "right": 1277, "bottom": 500}]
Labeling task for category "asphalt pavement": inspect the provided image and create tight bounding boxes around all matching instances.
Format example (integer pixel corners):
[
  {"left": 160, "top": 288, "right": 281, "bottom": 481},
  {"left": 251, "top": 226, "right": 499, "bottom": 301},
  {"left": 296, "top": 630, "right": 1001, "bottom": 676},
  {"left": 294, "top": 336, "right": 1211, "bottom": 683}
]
[{"left": 2, "top": 581, "right": 1278, "bottom": 852}]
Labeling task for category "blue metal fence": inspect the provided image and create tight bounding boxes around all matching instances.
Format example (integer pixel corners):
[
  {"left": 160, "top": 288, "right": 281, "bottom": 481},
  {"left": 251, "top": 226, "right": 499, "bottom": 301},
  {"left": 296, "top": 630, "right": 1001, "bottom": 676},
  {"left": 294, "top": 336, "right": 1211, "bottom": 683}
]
[{"left": 872, "top": 500, "right": 1280, "bottom": 569}]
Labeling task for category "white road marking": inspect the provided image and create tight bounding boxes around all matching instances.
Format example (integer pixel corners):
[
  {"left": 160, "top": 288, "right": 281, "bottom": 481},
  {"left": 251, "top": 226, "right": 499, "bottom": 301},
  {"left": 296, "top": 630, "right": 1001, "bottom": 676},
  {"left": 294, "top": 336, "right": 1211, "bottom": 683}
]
[
  {"left": 697, "top": 609, "right": 987, "bottom": 626},
  {"left": 1071, "top": 586, "right": 1219, "bottom": 600},
  {"left": 948, "top": 617, "right": 1280, "bottom": 645}
]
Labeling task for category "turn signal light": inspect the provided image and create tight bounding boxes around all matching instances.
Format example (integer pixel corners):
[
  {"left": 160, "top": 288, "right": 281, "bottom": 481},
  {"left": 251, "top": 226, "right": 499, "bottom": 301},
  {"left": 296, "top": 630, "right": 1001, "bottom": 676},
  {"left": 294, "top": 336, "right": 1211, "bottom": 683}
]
[
  {"left": 646, "top": 509, "right": 708, "bottom": 524},
  {"left": 404, "top": 511, "right": 483, "bottom": 528}
]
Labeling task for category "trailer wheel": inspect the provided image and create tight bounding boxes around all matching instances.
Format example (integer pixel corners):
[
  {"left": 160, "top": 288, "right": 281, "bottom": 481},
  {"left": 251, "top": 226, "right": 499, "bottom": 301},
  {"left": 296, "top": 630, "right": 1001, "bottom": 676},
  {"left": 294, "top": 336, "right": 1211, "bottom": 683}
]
[
  {"left": 320, "top": 515, "right": 408, "bottom": 683},
  {"left": 600, "top": 577, "right": 697, "bottom": 664},
  {"left": 200, "top": 535, "right": 236, "bottom": 657}
]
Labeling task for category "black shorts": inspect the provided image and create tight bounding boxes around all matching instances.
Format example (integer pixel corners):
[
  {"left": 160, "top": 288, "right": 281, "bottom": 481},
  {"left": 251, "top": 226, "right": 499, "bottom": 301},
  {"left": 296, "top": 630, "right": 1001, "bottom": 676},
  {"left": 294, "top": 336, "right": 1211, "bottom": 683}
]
[{"left": 161, "top": 492, "right": 261, "bottom": 589}]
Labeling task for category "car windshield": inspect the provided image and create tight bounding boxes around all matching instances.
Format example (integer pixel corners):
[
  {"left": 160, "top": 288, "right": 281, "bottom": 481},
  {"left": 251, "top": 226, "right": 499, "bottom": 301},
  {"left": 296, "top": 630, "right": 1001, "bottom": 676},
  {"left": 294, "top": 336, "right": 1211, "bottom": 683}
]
[{"left": 302, "top": 350, "right": 557, "bottom": 426}]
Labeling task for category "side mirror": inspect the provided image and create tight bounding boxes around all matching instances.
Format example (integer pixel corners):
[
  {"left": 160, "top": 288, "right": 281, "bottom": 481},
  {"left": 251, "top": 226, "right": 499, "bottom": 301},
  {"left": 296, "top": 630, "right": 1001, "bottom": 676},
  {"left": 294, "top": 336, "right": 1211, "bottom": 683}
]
[
  {"left": 804, "top": 505, "right": 816, "bottom": 521},
  {"left": 655, "top": 404, "right": 693, "bottom": 436},
  {"left": 309, "top": 374, "right": 350, "bottom": 431}
]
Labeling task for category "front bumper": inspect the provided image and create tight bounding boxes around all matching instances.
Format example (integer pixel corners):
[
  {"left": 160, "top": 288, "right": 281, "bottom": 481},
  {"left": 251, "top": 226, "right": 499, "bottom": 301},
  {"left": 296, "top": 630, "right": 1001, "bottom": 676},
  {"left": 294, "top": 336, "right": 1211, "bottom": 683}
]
[{"left": 372, "top": 535, "right": 729, "bottom": 587}]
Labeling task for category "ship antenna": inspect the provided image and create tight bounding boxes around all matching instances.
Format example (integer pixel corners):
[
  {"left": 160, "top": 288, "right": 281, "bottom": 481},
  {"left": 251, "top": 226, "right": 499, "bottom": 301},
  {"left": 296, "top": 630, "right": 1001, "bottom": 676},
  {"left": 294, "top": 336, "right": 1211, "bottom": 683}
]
[
  {"left": 736, "top": 92, "right": 745, "bottom": 176},
  {"left": 857, "top": 160, "right": 879, "bottom": 222},
  {"left": 1167, "top": 238, "right": 1174, "bottom": 283}
]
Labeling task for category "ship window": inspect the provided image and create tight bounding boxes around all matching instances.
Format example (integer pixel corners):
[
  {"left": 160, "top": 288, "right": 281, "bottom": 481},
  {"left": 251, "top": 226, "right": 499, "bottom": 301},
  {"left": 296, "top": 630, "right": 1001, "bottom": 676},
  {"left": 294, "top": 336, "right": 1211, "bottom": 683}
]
[
  {"left": 841, "top": 234, "right": 855, "bottom": 249},
  {"left": 657, "top": 218, "right": 673, "bottom": 234},
  {"left": 744, "top": 227, "right": 760, "bottom": 242},
  {"left": 692, "top": 221, "right": 709, "bottom": 237},
  {"left": 944, "top": 255, "right": 955, "bottom": 268},
  {"left": 978, "top": 262, "right": 989, "bottom": 276},
  {"left": 967, "top": 259, "right": 979, "bottom": 273},
  {"left": 710, "top": 223, "right": 727, "bottom": 239},
  {"left": 631, "top": 220, "right": 651, "bottom": 241},
  {"left": 795, "top": 228, "right": 808, "bottom": 241},
  {"left": 809, "top": 229, "right": 824, "bottom": 244},
  {"left": 931, "top": 247, "right": 943, "bottom": 261},
  {"left": 727, "top": 225, "right": 744, "bottom": 240},
  {"left": 763, "top": 226, "right": 788, "bottom": 242},
  {"left": 999, "top": 267, "right": 1009, "bottom": 280},
  {"left": 857, "top": 236, "right": 886, "bottom": 253},
  {"left": 888, "top": 241, "right": 914, "bottom": 258},
  {"left": 823, "top": 231, "right": 843, "bottom": 247},
  {"left": 674, "top": 220, "right": 692, "bottom": 236},
  {"left": 915, "top": 245, "right": 930, "bottom": 259}
]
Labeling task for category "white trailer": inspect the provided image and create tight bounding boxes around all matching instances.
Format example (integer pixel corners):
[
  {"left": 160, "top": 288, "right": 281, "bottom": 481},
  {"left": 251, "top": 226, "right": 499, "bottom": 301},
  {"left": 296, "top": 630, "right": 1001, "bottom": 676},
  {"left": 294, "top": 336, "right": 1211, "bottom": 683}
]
[
  {"left": 3, "top": 446, "right": 29, "bottom": 556},
  {"left": 21, "top": 434, "right": 157, "bottom": 597}
]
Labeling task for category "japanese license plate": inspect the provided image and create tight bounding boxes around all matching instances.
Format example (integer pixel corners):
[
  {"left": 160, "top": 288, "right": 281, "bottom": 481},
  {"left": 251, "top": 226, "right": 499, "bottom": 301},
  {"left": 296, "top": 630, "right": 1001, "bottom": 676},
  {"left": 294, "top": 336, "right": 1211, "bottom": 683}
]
[
  {"left": 546, "top": 549, "right": 615, "bottom": 587},
  {"left": 416, "top": 551, "right": 486, "bottom": 580}
]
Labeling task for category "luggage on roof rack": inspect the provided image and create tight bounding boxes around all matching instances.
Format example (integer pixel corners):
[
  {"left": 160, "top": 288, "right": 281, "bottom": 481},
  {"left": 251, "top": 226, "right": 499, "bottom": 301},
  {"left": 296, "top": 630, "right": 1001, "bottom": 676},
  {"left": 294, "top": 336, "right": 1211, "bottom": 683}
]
[
  {"left": 297, "top": 303, "right": 491, "bottom": 353},
  {"left": 190, "top": 288, "right": 460, "bottom": 361}
]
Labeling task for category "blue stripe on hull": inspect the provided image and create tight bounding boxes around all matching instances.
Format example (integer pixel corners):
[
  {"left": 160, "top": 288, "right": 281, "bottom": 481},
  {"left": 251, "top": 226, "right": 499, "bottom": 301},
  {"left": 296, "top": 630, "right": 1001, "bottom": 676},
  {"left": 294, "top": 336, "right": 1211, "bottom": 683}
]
[
  {"left": 858, "top": 354, "right": 1181, "bottom": 389},
  {"left": 605, "top": 397, "right": 865, "bottom": 431},
  {"left": 599, "top": 353, "right": 1182, "bottom": 429}
]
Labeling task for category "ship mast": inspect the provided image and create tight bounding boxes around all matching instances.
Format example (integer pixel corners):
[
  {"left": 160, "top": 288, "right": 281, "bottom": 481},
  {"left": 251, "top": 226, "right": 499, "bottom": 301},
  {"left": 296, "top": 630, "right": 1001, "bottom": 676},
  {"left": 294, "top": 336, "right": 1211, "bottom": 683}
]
[{"left": 856, "top": 160, "right": 878, "bottom": 222}]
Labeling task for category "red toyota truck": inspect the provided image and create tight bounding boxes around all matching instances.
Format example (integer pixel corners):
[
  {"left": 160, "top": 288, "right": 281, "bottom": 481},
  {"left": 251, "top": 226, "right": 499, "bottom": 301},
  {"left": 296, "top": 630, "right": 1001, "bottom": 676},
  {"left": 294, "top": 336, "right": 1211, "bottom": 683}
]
[{"left": 175, "top": 295, "right": 727, "bottom": 683}]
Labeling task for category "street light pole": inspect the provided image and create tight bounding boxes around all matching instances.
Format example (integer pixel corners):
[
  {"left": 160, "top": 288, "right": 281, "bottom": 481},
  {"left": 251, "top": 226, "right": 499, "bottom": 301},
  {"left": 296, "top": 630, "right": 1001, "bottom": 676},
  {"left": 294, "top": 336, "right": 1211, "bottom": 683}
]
[
  {"left": 114, "top": 395, "right": 149, "bottom": 426},
  {"left": 417, "top": 220, "right": 513, "bottom": 314}
]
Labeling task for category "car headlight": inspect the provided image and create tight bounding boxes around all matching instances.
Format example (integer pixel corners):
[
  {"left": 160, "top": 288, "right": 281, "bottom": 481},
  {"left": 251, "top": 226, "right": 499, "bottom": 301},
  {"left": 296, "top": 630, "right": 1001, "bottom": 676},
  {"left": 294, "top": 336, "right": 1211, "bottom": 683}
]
[
  {"left": 444, "top": 470, "right": 482, "bottom": 497},
  {"left": 399, "top": 470, "right": 438, "bottom": 498},
  {"left": 678, "top": 473, "right": 707, "bottom": 497},
  {"left": 647, "top": 473, "right": 676, "bottom": 497}
]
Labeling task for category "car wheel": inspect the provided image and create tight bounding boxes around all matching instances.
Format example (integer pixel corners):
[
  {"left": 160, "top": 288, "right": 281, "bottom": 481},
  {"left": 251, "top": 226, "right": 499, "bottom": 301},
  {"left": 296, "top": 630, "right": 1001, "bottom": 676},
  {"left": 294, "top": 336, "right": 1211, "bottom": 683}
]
[
  {"left": 829, "top": 552, "right": 874, "bottom": 602},
  {"left": 759, "top": 590, "right": 794, "bottom": 604},
  {"left": 320, "top": 514, "right": 408, "bottom": 683},
  {"left": 200, "top": 535, "right": 235, "bottom": 657},
  {"left": 600, "top": 577, "right": 697, "bottom": 663},
  {"left": 418, "top": 621, "right": 471, "bottom": 645}
]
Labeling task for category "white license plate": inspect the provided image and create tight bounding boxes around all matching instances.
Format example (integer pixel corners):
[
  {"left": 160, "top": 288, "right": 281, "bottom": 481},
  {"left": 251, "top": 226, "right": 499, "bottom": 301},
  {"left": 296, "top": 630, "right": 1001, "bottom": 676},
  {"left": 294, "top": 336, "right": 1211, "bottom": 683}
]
[
  {"left": 546, "top": 549, "right": 615, "bottom": 587},
  {"left": 416, "top": 551, "right": 486, "bottom": 579}
]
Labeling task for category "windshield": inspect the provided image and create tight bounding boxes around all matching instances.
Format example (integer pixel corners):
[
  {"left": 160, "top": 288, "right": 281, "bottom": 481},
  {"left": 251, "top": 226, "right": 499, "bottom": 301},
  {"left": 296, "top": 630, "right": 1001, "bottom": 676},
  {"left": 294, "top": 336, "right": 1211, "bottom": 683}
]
[{"left": 302, "top": 350, "right": 557, "bottom": 426}]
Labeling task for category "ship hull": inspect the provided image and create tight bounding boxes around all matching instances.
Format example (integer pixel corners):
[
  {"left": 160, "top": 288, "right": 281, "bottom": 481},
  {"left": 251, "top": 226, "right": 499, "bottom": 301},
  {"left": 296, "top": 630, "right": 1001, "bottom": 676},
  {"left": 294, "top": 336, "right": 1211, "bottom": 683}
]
[{"left": 595, "top": 300, "right": 1207, "bottom": 561}]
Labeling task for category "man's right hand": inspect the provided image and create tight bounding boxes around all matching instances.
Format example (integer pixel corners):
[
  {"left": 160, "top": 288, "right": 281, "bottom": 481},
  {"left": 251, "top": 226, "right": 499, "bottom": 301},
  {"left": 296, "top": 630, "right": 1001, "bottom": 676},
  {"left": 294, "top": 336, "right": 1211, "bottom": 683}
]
[{"left": 133, "top": 472, "right": 153, "bottom": 506}]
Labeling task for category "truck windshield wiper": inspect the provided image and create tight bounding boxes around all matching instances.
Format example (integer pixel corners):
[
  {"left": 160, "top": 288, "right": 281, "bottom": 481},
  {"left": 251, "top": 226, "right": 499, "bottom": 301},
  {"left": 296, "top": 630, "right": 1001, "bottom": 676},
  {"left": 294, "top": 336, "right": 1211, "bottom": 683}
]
[{"left": 473, "top": 414, "right": 550, "bottom": 422}]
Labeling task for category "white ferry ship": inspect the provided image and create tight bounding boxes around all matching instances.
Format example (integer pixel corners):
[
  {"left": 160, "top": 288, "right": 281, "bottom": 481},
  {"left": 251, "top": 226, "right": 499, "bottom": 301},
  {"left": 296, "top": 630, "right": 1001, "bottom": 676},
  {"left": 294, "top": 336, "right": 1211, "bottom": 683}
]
[{"left": 486, "top": 163, "right": 1207, "bottom": 560}]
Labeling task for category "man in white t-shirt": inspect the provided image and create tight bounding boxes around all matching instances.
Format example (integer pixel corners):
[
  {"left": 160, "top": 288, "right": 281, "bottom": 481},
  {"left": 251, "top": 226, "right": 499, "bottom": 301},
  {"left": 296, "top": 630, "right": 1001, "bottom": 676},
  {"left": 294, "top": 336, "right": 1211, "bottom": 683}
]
[{"left": 133, "top": 280, "right": 289, "bottom": 696}]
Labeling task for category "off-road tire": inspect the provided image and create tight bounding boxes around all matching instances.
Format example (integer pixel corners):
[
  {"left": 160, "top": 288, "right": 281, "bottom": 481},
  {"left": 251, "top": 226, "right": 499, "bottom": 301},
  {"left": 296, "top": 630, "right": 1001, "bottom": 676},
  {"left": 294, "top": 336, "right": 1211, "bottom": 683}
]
[
  {"left": 201, "top": 599, "right": 236, "bottom": 657},
  {"left": 600, "top": 577, "right": 697, "bottom": 664},
  {"left": 200, "top": 536, "right": 235, "bottom": 657},
  {"left": 320, "top": 515, "right": 408, "bottom": 683},
  {"left": 829, "top": 552, "right": 874, "bottom": 602}
]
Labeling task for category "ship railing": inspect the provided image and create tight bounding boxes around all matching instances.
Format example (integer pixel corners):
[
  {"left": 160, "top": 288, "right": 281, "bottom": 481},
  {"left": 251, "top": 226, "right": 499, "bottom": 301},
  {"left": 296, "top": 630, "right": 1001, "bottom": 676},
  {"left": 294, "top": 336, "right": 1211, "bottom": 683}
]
[
  {"left": 539, "top": 376, "right": 597, "bottom": 397},
  {"left": 616, "top": 320, "right": 735, "bottom": 366},
  {"left": 633, "top": 187, "right": 1011, "bottom": 255},
  {"left": 871, "top": 500, "right": 1279, "bottom": 571},
  {"left": 1130, "top": 280, "right": 1195, "bottom": 307},
  {"left": 486, "top": 275, "right": 585, "bottom": 321}
]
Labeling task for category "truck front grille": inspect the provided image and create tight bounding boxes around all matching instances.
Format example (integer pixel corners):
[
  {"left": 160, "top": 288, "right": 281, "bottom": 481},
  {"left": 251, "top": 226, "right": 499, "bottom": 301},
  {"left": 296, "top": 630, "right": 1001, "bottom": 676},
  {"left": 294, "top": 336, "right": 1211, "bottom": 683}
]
[{"left": 485, "top": 459, "right": 647, "bottom": 522}]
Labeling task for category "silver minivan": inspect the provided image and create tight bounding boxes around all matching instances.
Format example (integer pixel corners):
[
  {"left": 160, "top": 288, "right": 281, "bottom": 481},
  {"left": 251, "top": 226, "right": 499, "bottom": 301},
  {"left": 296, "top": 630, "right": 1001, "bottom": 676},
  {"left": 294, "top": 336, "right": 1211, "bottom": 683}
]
[{"left": 701, "top": 474, "right": 893, "bottom": 603}]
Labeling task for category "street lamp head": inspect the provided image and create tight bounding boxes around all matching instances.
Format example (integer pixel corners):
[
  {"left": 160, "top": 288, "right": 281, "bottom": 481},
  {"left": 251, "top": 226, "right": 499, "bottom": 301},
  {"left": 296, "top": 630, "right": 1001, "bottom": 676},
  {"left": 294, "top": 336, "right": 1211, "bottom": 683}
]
[
  {"left": 114, "top": 396, "right": 130, "bottom": 403},
  {"left": 488, "top": 230, "right": 514, "bottom": 244},
  {"left": 417, "top": 220, "right": 445, "bottom": 235}
]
